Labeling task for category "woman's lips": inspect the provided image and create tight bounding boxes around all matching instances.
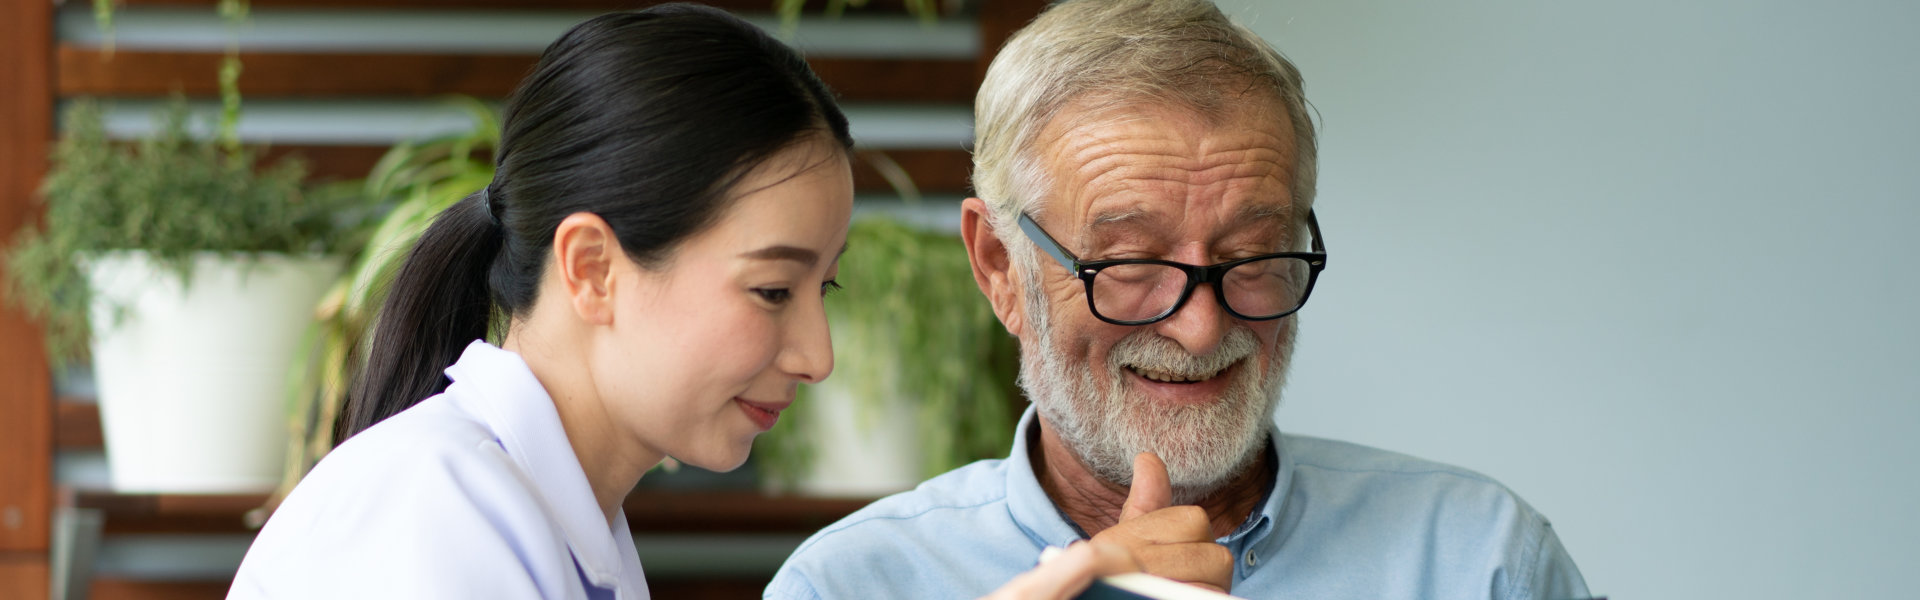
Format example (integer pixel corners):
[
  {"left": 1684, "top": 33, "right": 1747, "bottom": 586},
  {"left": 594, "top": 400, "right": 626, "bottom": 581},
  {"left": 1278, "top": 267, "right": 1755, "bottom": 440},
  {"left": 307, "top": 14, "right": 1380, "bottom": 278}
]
[{"left": 735, "top": 397, "right": 786, "bottom": 431}]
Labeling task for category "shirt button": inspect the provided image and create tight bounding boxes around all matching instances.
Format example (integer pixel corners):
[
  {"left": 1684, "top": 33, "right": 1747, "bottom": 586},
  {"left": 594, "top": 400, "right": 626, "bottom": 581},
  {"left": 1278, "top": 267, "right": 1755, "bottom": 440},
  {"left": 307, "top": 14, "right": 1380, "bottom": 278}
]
[{"left": 1244, "top": 551, "right": 1258, "bottom": 567}]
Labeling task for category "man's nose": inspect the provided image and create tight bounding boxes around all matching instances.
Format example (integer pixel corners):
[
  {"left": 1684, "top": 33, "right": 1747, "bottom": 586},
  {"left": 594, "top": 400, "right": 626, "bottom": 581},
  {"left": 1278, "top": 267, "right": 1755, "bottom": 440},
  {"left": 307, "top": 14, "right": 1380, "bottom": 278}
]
[{"left": 1150, "top": 282, "right": 1230, "bottom": 357}]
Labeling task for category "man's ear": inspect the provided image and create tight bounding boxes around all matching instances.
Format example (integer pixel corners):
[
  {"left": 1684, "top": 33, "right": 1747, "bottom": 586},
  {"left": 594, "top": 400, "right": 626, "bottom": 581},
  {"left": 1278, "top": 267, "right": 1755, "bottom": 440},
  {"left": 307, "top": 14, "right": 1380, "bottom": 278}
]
[
  {"left": 960, "top": 197, "right": 1026, "bottom": 338},
  {"left": 551, "top": 212, "right": 619, "bottom": 326}
]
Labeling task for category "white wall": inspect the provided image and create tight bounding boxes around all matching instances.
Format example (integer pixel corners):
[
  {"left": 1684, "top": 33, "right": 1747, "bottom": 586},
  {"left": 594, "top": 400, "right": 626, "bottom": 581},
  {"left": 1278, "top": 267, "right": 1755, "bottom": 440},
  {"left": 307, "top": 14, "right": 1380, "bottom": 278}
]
[{"left": 1221, "top": 1, "right": 1920, "bottom": 598}]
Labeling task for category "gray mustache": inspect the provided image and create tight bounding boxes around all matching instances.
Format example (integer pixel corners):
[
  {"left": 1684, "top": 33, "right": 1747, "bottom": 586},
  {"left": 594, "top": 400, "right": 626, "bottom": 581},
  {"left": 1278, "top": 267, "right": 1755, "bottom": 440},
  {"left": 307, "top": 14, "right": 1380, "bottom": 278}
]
[{"left": 1107, "top": 327, "right": 1259, "bottom": 379}]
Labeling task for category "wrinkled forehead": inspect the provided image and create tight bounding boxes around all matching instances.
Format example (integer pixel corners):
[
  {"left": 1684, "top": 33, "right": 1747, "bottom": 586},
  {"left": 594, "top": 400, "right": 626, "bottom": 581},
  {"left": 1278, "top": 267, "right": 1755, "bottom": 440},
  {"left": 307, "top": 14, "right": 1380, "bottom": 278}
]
[{"left": 1030, "top": 95, "right": 1299, "bottom": 246}]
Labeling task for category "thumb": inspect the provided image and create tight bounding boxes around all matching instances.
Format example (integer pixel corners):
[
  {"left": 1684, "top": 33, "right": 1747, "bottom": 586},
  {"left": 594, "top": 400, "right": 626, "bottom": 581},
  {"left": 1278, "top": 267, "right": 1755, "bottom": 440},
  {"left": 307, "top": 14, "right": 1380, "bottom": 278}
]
[{"left": 1119, "top": 452, "right": 1172, "bottom": 521}]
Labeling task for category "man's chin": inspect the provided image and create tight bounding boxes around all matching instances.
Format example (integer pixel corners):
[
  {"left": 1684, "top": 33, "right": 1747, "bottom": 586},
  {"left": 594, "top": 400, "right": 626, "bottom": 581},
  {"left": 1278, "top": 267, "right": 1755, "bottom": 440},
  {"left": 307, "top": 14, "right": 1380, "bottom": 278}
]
[{"left": 1068, "top": 413, "right": 1269, "bottom": 493}]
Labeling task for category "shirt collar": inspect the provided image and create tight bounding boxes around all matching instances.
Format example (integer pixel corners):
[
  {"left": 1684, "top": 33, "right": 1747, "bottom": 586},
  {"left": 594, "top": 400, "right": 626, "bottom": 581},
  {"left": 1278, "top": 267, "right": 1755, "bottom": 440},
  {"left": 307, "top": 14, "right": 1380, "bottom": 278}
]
[
  {"left": 1002, "top": 405, "right": 1292, "bottom": 548},
  {"left": 443, "top": 340, "right": 628, "bottom": 588}
]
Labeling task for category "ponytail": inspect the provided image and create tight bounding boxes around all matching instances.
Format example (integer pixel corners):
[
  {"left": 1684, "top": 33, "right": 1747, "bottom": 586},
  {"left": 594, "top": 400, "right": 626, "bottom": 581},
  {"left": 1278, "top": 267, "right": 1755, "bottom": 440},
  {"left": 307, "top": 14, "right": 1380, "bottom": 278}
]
[
  {"left": 340, "top": 192, "right": 502, "bottom": 440},
  {"left": 336, "top": 4, "right": 852, "bottom": 440}
]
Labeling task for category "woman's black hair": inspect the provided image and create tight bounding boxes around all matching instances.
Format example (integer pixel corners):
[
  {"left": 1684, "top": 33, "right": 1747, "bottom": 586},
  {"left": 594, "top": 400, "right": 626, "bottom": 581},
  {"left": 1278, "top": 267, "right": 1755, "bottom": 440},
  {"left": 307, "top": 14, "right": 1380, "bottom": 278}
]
[{"left": 341, "top": 4, "right": 853, "bottom": 440}]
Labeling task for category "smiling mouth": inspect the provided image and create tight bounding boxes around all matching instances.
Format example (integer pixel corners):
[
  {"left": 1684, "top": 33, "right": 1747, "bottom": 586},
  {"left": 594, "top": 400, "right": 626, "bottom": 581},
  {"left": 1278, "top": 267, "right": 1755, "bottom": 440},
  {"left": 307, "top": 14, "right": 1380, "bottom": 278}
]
[
  {"left": 735, "top": 398, "right": 786, "bottom": 431},
  {"left": 1125, "top": 362, "right": 1232, "bottom": 384}
]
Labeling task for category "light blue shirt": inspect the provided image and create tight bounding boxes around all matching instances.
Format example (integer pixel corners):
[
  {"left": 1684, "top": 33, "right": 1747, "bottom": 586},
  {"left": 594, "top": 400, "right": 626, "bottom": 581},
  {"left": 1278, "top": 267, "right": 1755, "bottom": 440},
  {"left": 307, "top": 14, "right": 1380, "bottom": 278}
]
[
  {"left": 767, "top": 407, "right": 1588, "bottom": 600},
  {"left": 231, "top": 341, "right": 649, "bottom": 599}
]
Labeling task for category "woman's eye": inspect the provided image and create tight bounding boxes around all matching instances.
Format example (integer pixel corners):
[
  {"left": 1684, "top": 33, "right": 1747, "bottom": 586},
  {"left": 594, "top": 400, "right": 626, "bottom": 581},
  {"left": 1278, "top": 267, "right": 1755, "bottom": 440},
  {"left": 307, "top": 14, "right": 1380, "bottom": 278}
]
[
  {"left": 821, "top": 279, "right": 843, "bottom": 297},
  {"left": 754, "top": 288, "right": 793, "bottom": 305}
]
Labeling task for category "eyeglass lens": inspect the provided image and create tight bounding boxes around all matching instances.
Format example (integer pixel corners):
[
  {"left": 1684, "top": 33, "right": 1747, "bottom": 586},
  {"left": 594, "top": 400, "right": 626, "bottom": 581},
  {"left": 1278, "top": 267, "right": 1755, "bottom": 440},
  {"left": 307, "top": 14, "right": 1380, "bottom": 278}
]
[{"left": 1088, "top": 257, "right": 1312, "bottom": 322}]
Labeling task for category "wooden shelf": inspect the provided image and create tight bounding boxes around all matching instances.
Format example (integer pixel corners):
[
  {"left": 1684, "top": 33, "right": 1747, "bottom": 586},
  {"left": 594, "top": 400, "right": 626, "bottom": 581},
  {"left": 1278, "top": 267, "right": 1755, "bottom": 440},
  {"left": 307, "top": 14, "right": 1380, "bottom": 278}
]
[
  {"left": 58, "top": 47, "right": 980, "bottom": 104},
  {"left": 54, "top": 396, "right": 102, "bottom": 450},
  {"left": 62, "top": 487, "right": 870, "bottom": 536},
  {"left": 113, "top": 0, "right": 942, "bottom": 14},
  {"left": 255, "top": 145, "right": 973, "bottom": 193},
  {"left": 622, "top": 490, "right": 871, "bottom": 534}
]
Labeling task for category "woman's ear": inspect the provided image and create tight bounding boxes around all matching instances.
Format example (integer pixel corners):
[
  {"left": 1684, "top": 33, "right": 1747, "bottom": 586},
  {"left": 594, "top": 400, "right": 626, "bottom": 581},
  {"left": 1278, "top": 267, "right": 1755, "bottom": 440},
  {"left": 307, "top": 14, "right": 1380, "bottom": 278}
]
[
  {"left": 960, "top": 197, "right": 1026, "bottom": 338},
  {"left": 551, "top": 212, "right": 621, "bottom": 326}
]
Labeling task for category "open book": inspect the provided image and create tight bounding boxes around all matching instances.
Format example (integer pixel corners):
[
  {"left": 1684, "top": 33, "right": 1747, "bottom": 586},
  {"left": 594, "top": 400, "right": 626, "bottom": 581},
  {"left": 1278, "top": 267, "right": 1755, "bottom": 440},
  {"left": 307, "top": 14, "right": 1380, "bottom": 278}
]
[
  {"left": 1076, "top": 573, "right": 1242, "bottom": 600},
  {"left": 1038, "top": 546, "right": 1243, "bottom": 600}
]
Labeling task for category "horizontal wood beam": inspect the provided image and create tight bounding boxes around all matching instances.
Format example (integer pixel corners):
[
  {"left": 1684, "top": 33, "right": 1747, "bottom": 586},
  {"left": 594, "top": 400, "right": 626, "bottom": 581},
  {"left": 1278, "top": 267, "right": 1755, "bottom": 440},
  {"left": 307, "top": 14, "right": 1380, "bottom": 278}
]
[
  {"left": 54, "top": 398, "right": 101, "bottom": 450},
  {"left": 115, "top": 0, "right": 935, "bottom": 14},
  {"left": 90, "top": 579, "right": 228, "bottom": 600},
  {"left": 267, "top": 146, "right": 973, "bottom": 195},
  {"left": 66, "top": 488, "right": 871, "bottom": 535},
  {"left": 57, "top": 47, "right": 979, "bottom": 104},
  {"left": 13, "top": 146, "right": 961, "bottom": 221}
]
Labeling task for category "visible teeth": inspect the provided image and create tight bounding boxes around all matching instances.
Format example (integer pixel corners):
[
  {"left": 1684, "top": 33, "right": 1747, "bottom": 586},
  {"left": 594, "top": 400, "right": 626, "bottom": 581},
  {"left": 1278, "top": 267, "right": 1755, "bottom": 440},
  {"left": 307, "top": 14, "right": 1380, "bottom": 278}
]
[{"left": 1130, "top": 366, "right": 1218, "bottom": 383}]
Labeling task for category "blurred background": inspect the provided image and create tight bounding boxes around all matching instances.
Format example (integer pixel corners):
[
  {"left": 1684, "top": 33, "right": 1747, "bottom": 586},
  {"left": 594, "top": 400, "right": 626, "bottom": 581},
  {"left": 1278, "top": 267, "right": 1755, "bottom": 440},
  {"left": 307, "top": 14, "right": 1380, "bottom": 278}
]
[
  {"left": 0, "top": 1, "right": 1914, "bottom": 599},
  {"left": 1227, "top": 1, "right": 1920, "bottom": 599}
]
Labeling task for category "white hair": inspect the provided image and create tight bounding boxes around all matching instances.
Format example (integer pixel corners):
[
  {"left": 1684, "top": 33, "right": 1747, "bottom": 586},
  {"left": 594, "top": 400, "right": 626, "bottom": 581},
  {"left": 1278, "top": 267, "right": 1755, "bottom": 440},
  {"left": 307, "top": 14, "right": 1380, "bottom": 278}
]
[{"left": 972, "top": 0, "right": 1319, "bottom": 274}]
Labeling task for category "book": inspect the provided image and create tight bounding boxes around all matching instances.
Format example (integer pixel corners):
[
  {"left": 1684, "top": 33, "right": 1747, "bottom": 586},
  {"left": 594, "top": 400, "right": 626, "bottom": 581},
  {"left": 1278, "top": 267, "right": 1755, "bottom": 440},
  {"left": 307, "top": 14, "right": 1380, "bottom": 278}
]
[{"left": 1075, "top": 573, "right": 1242, "bottom": 600}]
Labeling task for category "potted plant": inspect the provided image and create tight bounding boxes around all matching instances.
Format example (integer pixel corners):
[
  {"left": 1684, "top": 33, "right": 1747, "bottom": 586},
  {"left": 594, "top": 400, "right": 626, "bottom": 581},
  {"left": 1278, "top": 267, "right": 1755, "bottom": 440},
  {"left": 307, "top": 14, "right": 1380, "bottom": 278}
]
[
  {"left": 754, "top": 215, "right": 1023, "bottom": 496},
  {"left": 3, "top": 99, "right": 370, "bottom": 492}
]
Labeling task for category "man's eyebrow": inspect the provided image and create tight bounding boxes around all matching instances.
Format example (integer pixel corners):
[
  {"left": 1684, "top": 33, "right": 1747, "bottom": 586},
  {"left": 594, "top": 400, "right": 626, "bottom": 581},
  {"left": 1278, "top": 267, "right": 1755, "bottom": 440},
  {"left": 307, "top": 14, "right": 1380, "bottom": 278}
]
[
  {"left": 1237, "top": 203, "right": 1291, "bottom": 222},
  {"left": 1090, "top": 209, "right": 1148, "bottom": 227},
  {"left": 741, "top": 245, "right": 821, "bottom": 266}
]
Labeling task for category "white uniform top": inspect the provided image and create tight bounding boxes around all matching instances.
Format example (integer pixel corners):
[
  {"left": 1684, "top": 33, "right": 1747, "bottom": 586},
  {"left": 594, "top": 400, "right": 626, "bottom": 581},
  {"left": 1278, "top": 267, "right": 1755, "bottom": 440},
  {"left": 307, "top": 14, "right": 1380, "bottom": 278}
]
[{"left": 230, "top": 341, "right": 649, "bottom": 600}]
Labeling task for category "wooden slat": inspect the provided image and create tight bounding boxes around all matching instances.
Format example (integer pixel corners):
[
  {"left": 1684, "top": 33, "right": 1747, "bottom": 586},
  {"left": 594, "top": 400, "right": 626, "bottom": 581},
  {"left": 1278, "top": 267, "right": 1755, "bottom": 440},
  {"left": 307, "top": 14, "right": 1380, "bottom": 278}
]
[
  {"left": 55, "top": 397, "right": 102, "bottom": 450},
  {"left": 805, "top": 57, "right": 980, "bottom": 104},
  {"left": 59, "top": 49, "right": 534, "bottom": 98},
  {"left": 974, "top": 0, "right": 1047, "bottom": 83},
  {"left": 258, "top": 144, "right": 417, "bottom": 183},
  {"left": 57, "top": 47, "right": 979, "bottom": 103},
  {"left": 272, "top": 146, "right": 972, "bottom": 194},
  {"left": 621, "top": 490, "right": 871, "bottom": 534},
  {"left": 266, "top": 146, "right": 972, "bottom": 194},
  {"left": 68, "top": 489, "right": 265, "bottom": 535},
  {"left": 66, "top": 488, "right": 870, "bottom": 535},
  {"left": 0, "top": 556, "right": 51, "bottom": 600},
  {"left": 91, "top": 579, "right": 230, "bottom": 600},
  {"left": 117, "top": 0, "right": 930, "bottom": 14},
  {"left": 0, "top": 0, "right": 55, "bottom": 554},
  {"left": 853, "top": 148, "right": 974, "bottom": 196},
  {"left": 0, "top": 146, "right": 963, "bottom": 209}
]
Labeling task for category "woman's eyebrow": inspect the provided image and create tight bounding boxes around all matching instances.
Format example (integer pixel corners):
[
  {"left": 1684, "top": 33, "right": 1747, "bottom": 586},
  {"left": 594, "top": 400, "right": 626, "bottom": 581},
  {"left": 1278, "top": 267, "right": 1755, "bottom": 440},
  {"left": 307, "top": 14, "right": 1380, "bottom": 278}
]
[
  {"left": 741, "top": 243, "right": 849, "bottom": 267},
  {"left": 741, "top": 245, "right": 820, "bottom": 267}
]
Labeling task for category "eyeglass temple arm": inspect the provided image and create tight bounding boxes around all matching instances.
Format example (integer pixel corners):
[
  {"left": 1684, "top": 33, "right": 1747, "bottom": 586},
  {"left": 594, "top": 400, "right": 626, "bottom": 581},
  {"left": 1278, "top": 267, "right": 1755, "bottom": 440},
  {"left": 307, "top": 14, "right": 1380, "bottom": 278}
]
[
  {"left": 1307, "top": 209, "right": 1326, "bottom": 255},
  {"left": 1018, "top": 214, "right": 1079, "bottom": 271}
]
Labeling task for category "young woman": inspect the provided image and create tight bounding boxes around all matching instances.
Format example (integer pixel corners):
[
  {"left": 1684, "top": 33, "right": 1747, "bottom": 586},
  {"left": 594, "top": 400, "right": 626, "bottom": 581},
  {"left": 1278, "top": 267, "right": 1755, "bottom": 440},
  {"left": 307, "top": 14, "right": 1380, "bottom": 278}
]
[{"left": 228, "top": 5, "right": 1131, "bottom": 599}]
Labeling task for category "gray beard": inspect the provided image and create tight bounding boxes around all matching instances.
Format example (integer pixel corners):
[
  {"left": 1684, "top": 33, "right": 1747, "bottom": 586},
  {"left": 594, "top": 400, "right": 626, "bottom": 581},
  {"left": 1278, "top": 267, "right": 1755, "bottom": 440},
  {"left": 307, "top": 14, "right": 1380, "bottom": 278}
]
[{"left": 1016, "top": 267, "right": 1292, "bottom": 505}]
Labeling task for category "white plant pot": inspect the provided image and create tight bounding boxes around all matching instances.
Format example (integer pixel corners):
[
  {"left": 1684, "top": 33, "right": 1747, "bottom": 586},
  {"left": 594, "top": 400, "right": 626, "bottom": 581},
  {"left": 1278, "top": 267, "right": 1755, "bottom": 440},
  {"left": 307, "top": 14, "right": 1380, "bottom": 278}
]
[
  {"left": 86, "top": 251, "right": 342, "bottom": 493},
  {"left": 792, "top": 377, "right": 924, "bottom": 498}
]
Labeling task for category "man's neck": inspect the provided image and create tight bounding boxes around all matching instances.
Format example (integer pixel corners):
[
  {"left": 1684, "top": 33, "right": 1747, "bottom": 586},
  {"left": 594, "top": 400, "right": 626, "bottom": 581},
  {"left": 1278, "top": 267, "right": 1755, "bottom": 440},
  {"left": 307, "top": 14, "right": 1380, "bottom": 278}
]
[{"left": 1030, "top": 417, "right": 1273, "bottom": 540}]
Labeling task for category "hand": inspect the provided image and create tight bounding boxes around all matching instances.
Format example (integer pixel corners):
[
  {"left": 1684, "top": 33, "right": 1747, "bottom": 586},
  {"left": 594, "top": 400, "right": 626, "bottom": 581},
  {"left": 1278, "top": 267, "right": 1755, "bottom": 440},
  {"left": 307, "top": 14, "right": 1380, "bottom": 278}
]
[
  {"left": 978, "top": 540, "right": 1139, "bottom": 600},
  {"left": 1089, "top": 453, "right": 1234, "bottom": 593}
]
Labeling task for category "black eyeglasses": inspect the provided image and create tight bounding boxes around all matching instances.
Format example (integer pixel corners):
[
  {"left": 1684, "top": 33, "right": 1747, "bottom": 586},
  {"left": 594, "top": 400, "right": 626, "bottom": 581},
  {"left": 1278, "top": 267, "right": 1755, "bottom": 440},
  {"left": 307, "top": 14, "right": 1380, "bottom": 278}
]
[{"left": 1017, "top": 210, "right": 1327, "bottom": 326}]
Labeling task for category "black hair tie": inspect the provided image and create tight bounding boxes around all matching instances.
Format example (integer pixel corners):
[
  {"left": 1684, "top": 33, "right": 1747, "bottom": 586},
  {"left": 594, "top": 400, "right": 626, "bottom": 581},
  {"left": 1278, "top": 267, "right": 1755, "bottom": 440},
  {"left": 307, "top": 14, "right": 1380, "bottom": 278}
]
[{"left": 480, "top": 186, "right": 503, "bottom": 228}]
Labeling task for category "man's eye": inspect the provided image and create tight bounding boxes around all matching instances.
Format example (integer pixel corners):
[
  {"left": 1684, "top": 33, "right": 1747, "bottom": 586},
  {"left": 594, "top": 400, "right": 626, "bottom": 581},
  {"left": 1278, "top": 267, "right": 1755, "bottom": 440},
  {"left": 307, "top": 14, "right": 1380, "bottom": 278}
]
[
  {"left": 821, "top": 280, "right": 843, "bottom": 297},
  {"left": 754, "top": 288, "right": 793, "bottom": 304}
]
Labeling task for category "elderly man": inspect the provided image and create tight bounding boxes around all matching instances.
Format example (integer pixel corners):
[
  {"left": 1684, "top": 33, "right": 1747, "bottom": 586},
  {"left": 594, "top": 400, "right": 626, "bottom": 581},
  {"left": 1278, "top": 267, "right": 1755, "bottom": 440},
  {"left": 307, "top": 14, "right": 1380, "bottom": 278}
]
[{"left": 768, "top": 1, "right": 1590, "bottom": 598}]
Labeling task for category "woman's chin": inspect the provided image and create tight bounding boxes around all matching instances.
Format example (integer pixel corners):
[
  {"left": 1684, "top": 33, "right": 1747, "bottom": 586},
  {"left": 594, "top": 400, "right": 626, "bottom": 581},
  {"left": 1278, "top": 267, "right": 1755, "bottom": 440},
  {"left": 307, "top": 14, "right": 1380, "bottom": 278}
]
[{"left": 669, "top": 445, "right": 753, "bottom": 474}]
